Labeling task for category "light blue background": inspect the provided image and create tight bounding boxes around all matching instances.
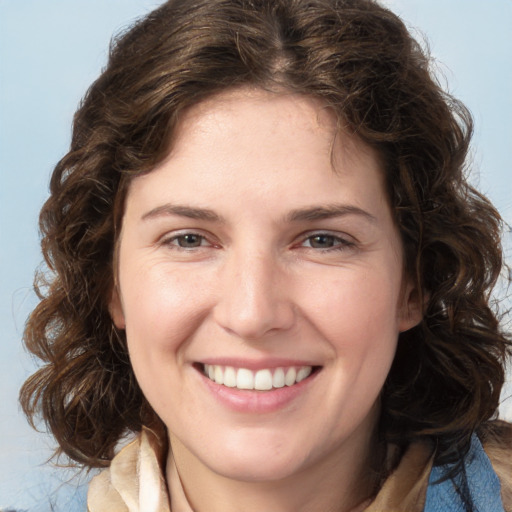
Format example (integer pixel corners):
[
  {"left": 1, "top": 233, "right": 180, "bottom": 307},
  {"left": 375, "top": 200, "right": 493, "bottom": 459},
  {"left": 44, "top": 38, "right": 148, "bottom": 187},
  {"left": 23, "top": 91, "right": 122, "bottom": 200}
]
[{"left": 1, "top": 1, "right": 511, "bottom": 510}]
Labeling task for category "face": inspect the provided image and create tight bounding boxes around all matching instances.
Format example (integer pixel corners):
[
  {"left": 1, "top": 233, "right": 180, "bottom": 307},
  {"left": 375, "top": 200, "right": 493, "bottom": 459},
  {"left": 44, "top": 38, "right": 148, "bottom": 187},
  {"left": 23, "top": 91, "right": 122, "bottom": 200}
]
[{"left": 111, "top": 88, "right": 420, "bottom": 483}]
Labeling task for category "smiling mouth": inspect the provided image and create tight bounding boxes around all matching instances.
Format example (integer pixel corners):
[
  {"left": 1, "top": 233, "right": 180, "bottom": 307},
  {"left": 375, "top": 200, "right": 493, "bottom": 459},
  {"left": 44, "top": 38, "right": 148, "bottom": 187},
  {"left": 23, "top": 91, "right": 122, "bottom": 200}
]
[{"left": 199, "top": 364, "right": 320, "bottom": 391}]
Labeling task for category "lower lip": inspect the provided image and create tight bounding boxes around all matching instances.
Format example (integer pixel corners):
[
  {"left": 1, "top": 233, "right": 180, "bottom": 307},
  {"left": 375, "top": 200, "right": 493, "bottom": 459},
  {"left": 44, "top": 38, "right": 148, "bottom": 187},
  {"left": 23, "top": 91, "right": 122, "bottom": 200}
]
[{"left": 197, "top": 368, "right": 320, "bottom": 414}]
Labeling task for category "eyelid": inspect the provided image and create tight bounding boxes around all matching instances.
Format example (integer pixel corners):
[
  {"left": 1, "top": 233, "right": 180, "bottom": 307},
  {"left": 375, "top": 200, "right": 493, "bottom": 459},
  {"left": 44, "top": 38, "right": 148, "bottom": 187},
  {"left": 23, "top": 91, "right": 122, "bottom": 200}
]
[
  {"left": 295, "top": 230, "right": 358, "bottom": 249},
  {"left": 159, "top": 229, "right": 218, "bottom": 248},
  {"left": 157, "top": 229, "right": 357, "bottom": 251}
]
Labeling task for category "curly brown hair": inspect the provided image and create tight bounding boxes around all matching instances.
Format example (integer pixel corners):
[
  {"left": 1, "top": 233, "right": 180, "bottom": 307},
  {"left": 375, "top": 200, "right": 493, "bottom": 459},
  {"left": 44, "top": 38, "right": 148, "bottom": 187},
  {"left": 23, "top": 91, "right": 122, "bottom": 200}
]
[{"left": 20, "top": 0, "right": 511, "bottom": 470}]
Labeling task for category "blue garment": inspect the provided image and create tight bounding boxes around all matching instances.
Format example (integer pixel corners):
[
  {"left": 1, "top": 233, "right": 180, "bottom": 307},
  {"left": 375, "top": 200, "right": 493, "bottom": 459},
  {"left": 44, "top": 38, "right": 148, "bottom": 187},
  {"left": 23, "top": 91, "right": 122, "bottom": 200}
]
[{"left": 424, "top": 435, "right": 504, "bottom": 512}]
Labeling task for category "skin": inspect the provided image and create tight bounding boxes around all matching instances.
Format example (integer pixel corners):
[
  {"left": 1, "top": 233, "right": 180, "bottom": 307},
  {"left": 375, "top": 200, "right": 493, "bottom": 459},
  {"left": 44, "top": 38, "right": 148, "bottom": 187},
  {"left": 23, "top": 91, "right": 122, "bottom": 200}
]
[{"left": 110, "top": 87, "right": 421, "bottom": 512}]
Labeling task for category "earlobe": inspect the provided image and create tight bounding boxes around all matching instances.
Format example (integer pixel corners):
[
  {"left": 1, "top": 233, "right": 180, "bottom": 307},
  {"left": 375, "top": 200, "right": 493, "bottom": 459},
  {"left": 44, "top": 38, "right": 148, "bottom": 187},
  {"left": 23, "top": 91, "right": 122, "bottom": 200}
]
[
  {"left": 398, "top": 283, "right": 424, "bottom": 333},
  {"left": 109, "top": 286, "right": 126, "bottom": 329}
]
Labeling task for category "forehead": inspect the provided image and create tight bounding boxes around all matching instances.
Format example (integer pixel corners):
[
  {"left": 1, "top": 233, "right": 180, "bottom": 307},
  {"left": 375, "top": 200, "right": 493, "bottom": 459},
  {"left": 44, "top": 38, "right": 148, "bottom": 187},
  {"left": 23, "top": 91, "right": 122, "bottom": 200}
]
[
  {"left": 123, "top": 87, "right": 388, "bottom": 221},
  {"left": 166, "top": 87, "right": 381, "bottom": 178},
  {"left": 177, "top": 87, "right": 337, "bottom": 136}
]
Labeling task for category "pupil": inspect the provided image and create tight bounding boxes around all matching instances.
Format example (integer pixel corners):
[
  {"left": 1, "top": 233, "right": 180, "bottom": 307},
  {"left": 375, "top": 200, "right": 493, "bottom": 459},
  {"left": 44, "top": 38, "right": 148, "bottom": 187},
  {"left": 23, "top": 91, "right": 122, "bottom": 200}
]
[
  {"left": 180, "top": 234, "right": 201, "bottom": 247},
  {"left": 311, "top": 235, "right": 334, "bottom": 248}
]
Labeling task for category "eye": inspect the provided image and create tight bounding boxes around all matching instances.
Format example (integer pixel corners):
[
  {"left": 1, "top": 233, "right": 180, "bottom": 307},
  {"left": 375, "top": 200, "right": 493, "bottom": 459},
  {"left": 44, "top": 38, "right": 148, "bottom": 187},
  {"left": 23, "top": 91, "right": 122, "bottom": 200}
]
[
  {"left": 165, "top": 233, "right": 209, "bottom": 249},
  {"left": 301, "top": 233, "right": 355, "bottom": 250},
  {"left": 306, "top": 234, "right": 337, "bottom": 249}
]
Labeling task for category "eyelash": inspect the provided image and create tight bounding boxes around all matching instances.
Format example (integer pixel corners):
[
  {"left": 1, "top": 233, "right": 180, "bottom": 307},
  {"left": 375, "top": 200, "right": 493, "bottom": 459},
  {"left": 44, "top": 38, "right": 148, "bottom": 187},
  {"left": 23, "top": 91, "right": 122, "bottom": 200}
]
[
  {"left": 160, "top": 231, "right": 356, "bottom": 252},
  {"left": 161, "top": 232, "right": 213, "bottom": 250},
  {"left": 299, "top": 233, "right": 356, "bottom": 252}
]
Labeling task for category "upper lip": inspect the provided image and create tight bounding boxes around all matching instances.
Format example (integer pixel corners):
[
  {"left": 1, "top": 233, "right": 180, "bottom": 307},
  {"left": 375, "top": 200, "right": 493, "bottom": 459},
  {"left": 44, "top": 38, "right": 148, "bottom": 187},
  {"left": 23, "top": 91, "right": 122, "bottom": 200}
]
[{"left": 197, "top": 358, "right": 321, "bottom": 371}]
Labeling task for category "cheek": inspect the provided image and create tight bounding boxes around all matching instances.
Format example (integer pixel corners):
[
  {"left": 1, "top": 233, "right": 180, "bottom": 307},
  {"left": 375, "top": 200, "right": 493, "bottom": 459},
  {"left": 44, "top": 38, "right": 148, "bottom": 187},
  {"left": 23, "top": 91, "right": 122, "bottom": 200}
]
[
  {"left": 120, "top": 265, "right": 216, "bottom": 415},
  {"left": 300, "top": 266, "right": 402, "bottom": 403},
  {"left": 304, "top": 268, "right": 402, "bottom": 347},
  {"left": 121, "top": 263, "right": 215, "bottom": 364}
]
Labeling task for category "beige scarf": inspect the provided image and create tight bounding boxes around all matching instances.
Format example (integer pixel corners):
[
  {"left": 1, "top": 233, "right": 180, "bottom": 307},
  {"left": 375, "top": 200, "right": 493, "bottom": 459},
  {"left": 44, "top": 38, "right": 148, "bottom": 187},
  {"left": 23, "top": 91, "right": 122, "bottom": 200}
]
[
  {"left": 87, "top": 426, "right": 441, "bottom": 512},
  {"left": 86, "top": 422, "right": 512, "bottom": 511}
]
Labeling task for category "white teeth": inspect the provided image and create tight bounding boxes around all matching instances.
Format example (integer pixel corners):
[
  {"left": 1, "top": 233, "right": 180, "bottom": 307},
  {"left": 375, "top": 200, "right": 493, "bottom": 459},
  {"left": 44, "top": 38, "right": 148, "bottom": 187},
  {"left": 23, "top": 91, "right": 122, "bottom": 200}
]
[
  {"left": 296, "top": 366, "right": 312, "bottom": 382},
  {"left": 254, "top": 369, "right": 273, "bottom": 390},
  {"left": 284, "top": 367, "right": 296, "bottom": 386},
  {"left": 203, "top": 364, "right": 314, "bottom": 391},
  {"left": 237, "top": 368, "right": 254, "bottom": 390},
  {"left": 214, "top": 366, "right": 223, "bottom": 385},
  {"left": 223, "top": 366, "right": 237, "bottom": 388},
  {"left": 272, "top": 368, "right": 285, "bottom": 388}
]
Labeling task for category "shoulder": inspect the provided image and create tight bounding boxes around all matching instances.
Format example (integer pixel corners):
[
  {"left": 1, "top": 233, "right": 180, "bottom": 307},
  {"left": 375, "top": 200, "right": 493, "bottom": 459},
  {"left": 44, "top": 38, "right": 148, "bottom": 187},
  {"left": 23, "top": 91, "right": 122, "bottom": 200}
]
[
  {"left": 424, "top": 422, "right": 512, "bottom": 512},
  {"left": 480, "top": 420, "right": 512, "bottom": 511}
]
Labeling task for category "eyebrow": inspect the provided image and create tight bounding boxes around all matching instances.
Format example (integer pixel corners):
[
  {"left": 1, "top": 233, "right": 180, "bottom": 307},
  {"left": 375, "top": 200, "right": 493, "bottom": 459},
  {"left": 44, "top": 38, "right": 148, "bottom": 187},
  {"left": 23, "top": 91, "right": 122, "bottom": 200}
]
[
  {"left": 141, "top": 204, "right": 225, "bottom": 223},
  {"left": 286, "top": 204, "right": 377, "bottom": 224},
  {"left": 141, "top": 202, "right": 376, "bottom": 224}
]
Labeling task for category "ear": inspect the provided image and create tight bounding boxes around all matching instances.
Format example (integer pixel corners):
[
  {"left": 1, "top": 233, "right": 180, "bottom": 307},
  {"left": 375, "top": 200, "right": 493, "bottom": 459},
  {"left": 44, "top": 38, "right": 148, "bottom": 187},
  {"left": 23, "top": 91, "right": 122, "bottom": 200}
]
[
  {"left": 398, "top": 280, "right": 423, "bottom": 333},
  {"left": 109, "top": 286, "right": 126, "bottom": 329}
]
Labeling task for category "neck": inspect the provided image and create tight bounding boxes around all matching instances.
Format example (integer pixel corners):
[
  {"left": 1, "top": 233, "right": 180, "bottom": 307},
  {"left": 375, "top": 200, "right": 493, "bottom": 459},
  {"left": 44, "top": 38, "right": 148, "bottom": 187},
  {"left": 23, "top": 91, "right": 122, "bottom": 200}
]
[{"left": 166, "top": 424, "right": 383, "bottom": 512}]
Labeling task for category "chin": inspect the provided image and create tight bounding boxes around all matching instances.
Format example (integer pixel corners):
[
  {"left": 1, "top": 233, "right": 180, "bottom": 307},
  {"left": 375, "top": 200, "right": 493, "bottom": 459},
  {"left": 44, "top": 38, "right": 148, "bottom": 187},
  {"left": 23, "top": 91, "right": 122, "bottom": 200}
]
[
  {"left": 196, "top": 436, "right": 314, "bottom": 483},
  {"left": 210, "top": 454, "right": 308, "bottom": 483}
]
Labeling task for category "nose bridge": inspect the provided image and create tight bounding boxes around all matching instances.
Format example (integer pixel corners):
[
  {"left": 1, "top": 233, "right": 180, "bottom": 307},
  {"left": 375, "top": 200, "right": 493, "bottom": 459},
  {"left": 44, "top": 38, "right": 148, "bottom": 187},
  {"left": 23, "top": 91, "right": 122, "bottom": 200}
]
[{"left": 215, "top": 244, "right": 294, "bottom": 340}]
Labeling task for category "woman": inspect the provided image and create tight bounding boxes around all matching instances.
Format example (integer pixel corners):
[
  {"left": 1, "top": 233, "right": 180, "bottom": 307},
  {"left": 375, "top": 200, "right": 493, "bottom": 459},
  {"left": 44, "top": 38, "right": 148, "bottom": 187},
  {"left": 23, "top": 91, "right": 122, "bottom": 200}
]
[{"left": 20, "top": 0, "right": 511, "bottom": 510}]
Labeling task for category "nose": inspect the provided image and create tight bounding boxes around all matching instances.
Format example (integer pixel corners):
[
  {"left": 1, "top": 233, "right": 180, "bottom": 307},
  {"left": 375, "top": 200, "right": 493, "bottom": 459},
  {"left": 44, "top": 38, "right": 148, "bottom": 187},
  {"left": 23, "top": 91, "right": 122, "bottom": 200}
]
[{"left": 213, "top": 249, "right": 295, "bottom": 341}]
